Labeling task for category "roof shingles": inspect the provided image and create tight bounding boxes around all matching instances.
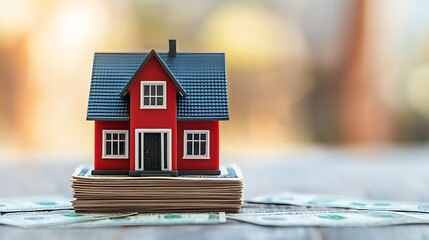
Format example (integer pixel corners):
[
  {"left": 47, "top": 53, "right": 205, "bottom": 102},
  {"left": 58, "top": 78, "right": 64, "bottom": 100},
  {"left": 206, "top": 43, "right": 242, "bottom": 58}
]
[{"left": 87, "top": 52, "right": 229, "bottom": 121}]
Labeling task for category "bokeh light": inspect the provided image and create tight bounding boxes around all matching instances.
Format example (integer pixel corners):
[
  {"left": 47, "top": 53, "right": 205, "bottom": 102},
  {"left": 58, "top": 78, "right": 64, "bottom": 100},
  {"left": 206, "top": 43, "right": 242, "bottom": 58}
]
[{"left": 0, "top": 0, "right": 428, "bottom": 161}]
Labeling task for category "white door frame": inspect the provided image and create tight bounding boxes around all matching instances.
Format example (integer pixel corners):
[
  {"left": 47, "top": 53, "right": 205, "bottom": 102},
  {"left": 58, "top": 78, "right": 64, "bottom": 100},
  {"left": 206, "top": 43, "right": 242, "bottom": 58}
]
[{"left": 135, "top": 129, "right": 172, "bottom": 171}]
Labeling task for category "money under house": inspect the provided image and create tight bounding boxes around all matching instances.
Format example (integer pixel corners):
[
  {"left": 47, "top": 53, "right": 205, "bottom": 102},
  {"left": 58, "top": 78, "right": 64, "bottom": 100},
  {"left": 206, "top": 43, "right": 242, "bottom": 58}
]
[{"left": 86, "top": 40, "right": 229, "bottom": 177}]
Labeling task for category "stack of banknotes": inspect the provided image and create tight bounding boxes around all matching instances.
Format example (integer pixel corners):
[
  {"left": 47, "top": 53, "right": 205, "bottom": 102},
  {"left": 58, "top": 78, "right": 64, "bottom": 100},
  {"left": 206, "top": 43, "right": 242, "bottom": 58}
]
[{"left": 71, "top": 165, "right": 244, "bottom": 213}]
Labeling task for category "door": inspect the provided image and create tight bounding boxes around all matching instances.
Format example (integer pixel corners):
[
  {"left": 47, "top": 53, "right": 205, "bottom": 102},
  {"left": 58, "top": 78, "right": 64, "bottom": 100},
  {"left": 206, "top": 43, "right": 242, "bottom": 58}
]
[
  {"left": 143, "top": 133, "right": 161, "bottom": 170},
  {"left": 135, "top": 129, "right": 171, "bottom": 171}
]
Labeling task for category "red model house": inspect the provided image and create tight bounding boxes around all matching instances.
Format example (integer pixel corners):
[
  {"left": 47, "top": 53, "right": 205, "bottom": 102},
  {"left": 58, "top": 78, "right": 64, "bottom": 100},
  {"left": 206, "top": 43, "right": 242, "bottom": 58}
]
[{"left": 86, "top": 40, "right": 229, "bottom": 176}]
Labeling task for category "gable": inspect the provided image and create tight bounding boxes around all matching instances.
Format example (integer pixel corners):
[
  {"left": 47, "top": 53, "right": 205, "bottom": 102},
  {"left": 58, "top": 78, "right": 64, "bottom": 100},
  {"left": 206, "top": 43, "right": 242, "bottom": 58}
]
[
  {"left": 87, "top": 52, "right": 229, "bottom": 121},
  {"left": 120, "top": 50, "right": 186, "bottom": 98}
]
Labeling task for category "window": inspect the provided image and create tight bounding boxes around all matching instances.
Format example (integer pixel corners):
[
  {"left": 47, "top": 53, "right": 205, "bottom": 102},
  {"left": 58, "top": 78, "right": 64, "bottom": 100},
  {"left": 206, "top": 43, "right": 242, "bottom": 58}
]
[
  {"left": 102, "top": 130, "right": 128, "bottom": 159},
  {"left": 184, "top": 130, "right": 210, "bottom": 159},
  {"left": 140, "top": 81, "right": 166, "bottom": 109}
]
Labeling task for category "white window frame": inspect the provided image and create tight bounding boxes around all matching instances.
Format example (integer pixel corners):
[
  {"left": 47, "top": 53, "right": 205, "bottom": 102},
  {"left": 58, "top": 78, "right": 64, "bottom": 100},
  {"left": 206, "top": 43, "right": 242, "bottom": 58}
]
[
  {"left": 140, "top": 81, "right": 167, "bottom": 109},
  {"left": 102, "top": 130, "right": 129, "bottom": 159},
  {"left": 183, "top": 130, "right": 210, "bottom": 159}
]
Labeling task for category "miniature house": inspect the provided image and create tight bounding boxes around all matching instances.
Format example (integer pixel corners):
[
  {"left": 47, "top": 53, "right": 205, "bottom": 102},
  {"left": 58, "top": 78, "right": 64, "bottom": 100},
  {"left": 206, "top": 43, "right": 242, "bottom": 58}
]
[{"left": 86, "top": 40, "right": 229, "bottom": 176}]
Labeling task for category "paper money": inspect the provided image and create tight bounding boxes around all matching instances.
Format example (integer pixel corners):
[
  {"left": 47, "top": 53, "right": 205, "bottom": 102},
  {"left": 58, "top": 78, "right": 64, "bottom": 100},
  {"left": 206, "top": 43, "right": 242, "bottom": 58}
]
[
  {"left": 227, "top": 210, "right": 429, "bottom": 227},
  {"left": 71, "top": 165, "right": 244, "bottom": 213},
  {"left": 240, "top": 202, "right": 333, "bottom": 214},
  {"left": 63, "top": 212, "right": 226, "bottom": 228},
  {"left": 73, "top": 164, "right": 243, "bottom": 180},
  {"left": 0, "top": 210, "right": 134, "bottom": 228},
  {"left": 248, "top": 192, "right": 429, "bottom": 213},
  {"left": 0, "top": 195, "right": 73, "bottom": 213}
]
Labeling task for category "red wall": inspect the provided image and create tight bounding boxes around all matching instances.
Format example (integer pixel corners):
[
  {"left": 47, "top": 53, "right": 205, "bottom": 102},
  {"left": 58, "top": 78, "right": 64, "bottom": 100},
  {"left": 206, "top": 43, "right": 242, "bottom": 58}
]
[
  {"left": 177, "top": 121, "right": 219, "bottom": 170},
  {"left": 128, "top": 55, "right": 178, "bottom": 170},
  {"left": 94, "top": 120, "right": 130, "bottom": 170}
]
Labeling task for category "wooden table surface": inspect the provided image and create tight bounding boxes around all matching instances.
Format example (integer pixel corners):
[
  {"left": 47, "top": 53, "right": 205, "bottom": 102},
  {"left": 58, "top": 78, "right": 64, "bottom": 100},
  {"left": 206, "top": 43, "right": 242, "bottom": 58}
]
[{"left": 1, "top": 146, "right": 429, "bottom": 240}]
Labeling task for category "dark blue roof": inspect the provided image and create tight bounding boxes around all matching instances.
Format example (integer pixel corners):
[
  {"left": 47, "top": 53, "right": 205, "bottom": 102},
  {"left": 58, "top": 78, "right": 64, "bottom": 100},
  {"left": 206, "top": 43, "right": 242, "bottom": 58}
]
[{"left": 87, "top": 51, "right": 229, "bottom": 121}]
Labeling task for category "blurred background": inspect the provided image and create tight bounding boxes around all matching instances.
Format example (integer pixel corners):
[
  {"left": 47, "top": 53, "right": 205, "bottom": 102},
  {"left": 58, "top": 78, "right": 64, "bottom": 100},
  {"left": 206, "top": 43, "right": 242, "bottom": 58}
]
[{"left": 1, "top": 0, "right": 429, "bottom": 162}]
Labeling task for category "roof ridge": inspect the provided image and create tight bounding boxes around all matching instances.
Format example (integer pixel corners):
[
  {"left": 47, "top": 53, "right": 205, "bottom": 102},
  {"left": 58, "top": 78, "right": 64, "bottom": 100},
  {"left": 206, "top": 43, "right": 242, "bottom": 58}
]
[{"left": 94, "top": 52, "right": 225, "bottom": 55}]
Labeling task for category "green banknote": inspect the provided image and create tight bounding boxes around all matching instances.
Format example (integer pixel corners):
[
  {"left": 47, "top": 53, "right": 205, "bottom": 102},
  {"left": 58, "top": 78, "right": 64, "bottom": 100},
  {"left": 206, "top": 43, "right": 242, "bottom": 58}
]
[
  {"left": 64, "top": 212, "right": 226, "bottom": 227},
  {"left": 248, "top": 192, "right": 429, "bottom": 213},
  {"left": 0, "top": 210, "right": 134, "bottom": 228},
  {"left": 227, "top": 210, "right": 429, "bottom": 227},
  {"left": 0, "top": 195, "right": 73, "bottom": 213},
  {"left": 73, "top": 164, "right": 243, "bottom": 180}
]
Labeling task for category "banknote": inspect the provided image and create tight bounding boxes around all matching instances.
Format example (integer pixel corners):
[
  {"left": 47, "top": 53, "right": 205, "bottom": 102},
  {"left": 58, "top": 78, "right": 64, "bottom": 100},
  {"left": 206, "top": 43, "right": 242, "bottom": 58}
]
[
  {"left": 248, "top": 192, "right": 429, "bottom": 213},
  {"left": 73, "top": 164, "right": 243, "bottom": 180},
  {"left": 240, "top": 202, "right": 334, "bottom": 214},
  {"left": 0, "top": 210, "right": 134, "bottom": 228},
  {"left": 227, "top": 210, "right": 429, "bottom": 227},
  {"left": 63, "top": 212, "right": 226, "bottom": 228},
  {"left": 0, "top": 195, "right": 73, "bottom": 213}
]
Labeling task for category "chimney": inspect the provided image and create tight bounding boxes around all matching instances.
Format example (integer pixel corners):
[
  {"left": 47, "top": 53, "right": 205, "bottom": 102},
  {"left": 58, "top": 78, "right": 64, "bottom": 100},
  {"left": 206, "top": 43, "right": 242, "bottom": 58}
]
[{"left": 168, "top": 39, "right": 176, "bottom": 58}]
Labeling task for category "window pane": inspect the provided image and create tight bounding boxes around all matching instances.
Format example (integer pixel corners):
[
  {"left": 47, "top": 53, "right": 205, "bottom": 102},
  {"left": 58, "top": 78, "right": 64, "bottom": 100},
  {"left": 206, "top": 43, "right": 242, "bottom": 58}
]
[
  {"left": 113, "top": 134, "right": 118, "bottom": 140},
  {"left": 106, "top": 133, "right": 111, "bottom": 140},
  {"left": 143, "top": 97, "right": 149, "bottom": 105},
  {"left": 157, "top": 85, "right": 163, "bottom": 96},
  {"left": 151, "top": 97, "right": 155, "bottom": 105},
  {"left": 194, "top": 142, "right": 199, "bottom": 155},
  {"left": 187, "top": 134, "right": 192, "bottom": 140},
  {"left": 201, "top": 134, "right": 206, "bottom": 140},
  {"left": 113, "top": 142, "right": 118, "bottom": 155},
  {"left": 201, "top": 142, "right": 206, "bottom": 156},
  {"left": 106, "top": 141, "right": 111, "bottom": 155},
  {"left": 144, "top": 85, "right": 150, "bottom": 96},
  {"left": 157, "top": 97, "right": 163, "bottom": 105},
  {"left": 194, "top": 134, "right": 199, "bottom": 140},
  {"left": 186, "top": 142, "right": 192, "bottom": 155},
  {"left": 150, "top": 85, "right": 155, "bottom": 95},
  {"left": 119, "top": 134, "right": 125, "bottom": 140},
  {"left": 119, "top": 141, "right": 125, "bottom": 155}
]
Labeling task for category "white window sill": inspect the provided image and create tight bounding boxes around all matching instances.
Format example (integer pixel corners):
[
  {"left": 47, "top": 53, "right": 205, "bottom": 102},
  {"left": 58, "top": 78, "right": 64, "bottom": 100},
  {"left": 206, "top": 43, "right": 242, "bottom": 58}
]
[
  {"left": 102, "top": 155, "right": 129, "bottom": 159},
  {"left": 183, "top": 156, "right": 211, "bottom": 160},
  {"left": 140, "top": 106, "right": 167, "bottom": 109}
]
